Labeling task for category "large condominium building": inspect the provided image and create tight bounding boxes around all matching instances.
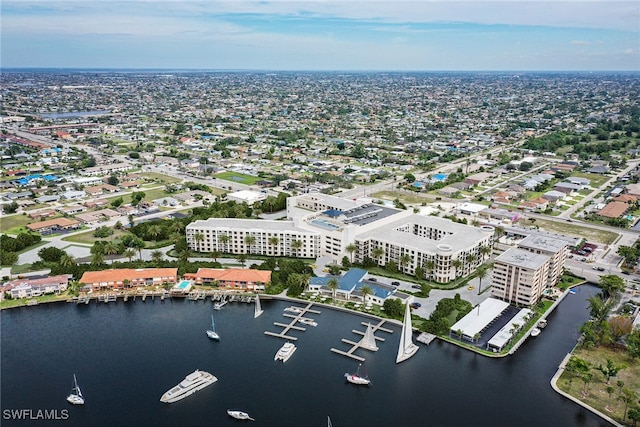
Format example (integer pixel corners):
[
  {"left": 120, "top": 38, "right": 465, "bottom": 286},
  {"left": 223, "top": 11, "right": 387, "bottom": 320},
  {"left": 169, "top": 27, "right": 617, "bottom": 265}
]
[
  {"left": 491, "top": 248, "right": 550, "bottom": 306},
  {"left": 187, "top": 193, "right": 495, "bottom": 284},
  {"left": 186, "top": 218, "right": 321, "bottom": 258},
  {"left": 516, "top": 234, "right": 568, "bottom": 287}
]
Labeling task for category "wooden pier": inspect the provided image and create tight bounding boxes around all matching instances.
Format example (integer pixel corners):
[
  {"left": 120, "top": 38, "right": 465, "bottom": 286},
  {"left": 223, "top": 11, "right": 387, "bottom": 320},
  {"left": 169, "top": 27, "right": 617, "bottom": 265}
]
[
  {"left": 330, "top": 320, "right": 393, "bottom": 362},
  {"left": 264, "top": 303, "right": 320, "bottom": 341},
  {"left": 417, "top": 332, "right": 437, "bottom": 345}
]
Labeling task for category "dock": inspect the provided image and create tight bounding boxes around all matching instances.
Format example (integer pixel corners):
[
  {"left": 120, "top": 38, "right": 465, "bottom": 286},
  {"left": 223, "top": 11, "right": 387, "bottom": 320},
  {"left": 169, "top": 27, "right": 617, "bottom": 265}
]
[
  {"left": 417, "top": 332, "right": 437, "bottom": 345},
  {"left": 264, "top": 303, "right": 321, "bottom": 341},
  {"left": 330, "top": 320, "right": 393, "bottom": 361}
]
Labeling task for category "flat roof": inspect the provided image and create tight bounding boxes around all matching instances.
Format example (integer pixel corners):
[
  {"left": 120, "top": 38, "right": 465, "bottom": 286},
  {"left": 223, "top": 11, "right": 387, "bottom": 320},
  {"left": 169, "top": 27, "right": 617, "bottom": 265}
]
[
  {"left": 450, "top": 298, "right": 510, "bottom": 339},
  {"left": 188, "top": 218, "right": 319, "bottom": 235},
  {"left": 517, "top": 234, "right": 568, "bottom": 254},
  {"left": 495, "top": 248, "right": 550, "bottom": 270},
  {"left": 487, "top": 308, "right": 533, "bottom": 350}
]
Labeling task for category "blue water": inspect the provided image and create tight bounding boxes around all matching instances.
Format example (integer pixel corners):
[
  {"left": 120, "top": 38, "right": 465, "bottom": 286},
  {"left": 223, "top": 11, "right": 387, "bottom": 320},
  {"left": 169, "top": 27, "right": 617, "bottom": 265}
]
[
  {"left": 178, "top": 280, "right": 191, "bottom": 289},
  {"left": 1, "top": 286, "right": 611, "bottom": 427},
  {"left": 433, "top": 173, "right": 447, "bottom": 181}
]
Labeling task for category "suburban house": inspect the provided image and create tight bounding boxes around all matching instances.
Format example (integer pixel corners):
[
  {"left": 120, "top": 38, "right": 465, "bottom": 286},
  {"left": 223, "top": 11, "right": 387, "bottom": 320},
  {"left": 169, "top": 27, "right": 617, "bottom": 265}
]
[
  {"left": 26, "top": 217, "right": 80, "bottom": 234},
  {"left": 3, "top": 274, "right": 71, "bottom": 299}
]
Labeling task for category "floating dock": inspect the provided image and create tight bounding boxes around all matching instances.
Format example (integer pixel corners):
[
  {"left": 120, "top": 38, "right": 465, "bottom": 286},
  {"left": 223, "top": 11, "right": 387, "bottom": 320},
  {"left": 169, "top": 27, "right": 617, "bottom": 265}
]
[
  {"left": 264, "top": 303, "right": 321, "bottom": 341},
  {"left": 331, "top": 320, "right": 393, "bottom": 361},
  {"left": 417, "top": 332, "right": 437, "bottom": 345}
]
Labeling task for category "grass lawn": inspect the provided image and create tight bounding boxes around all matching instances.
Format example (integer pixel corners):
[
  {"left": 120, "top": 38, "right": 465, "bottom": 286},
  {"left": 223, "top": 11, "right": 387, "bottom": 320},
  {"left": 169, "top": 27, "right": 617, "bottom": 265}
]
[
  {"left": 214, "top": 171, "right": 262, "bottom": 185},
  {"left": 533, "top": 218, "right": 618, "bottom": 245},
  {"left": 556, "top": 345, "right": 640, "bottom": 426},
  {"left": 1, "top": 213, "right": 34, "bottom": 232},
  {"left": 372, "top": 190, "right": 436, "bottom": 205},
  {"left": 570, "top": 172, "right": 611, "bottom": 188},
  {"left": 0, "top": 293, "right": 68, "bottom": 310},
  {"left": 62, "top": 229, "right": 132, "bottom": 245},
  {"left": 104, "top": 187, "right": 169, "bottom": 205},
  {"left": 141, "top": 172, "right": 183, "bottom": 184}
]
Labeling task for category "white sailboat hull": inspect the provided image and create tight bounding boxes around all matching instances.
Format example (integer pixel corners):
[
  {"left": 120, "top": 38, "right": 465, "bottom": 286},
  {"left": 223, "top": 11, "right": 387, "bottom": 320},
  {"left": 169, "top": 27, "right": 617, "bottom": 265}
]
[
  {"left": 254, "top": 294, "right": 264, "bottom": 318},
  {"left": 396, "top": 302, "right": 419, "bottom": 364}
]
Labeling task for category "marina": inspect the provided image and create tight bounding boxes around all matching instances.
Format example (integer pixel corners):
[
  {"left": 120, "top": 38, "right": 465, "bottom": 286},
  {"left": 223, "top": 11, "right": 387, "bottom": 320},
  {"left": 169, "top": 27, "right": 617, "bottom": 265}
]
[
  {"left": 264, "top": 303, "right": 321, "bottom": 341},
  {"left": 331, "top": 320, "right": 393, "bottom": 362}
]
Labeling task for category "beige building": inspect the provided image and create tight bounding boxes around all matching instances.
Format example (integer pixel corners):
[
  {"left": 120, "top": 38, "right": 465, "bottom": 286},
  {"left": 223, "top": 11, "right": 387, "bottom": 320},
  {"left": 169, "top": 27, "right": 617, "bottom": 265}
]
[
  {"left": 491, "top": 248, "right": 550, "bottom": 306},
  {"left": 516, "top": 234, "right": 568, "bottom": 288}
]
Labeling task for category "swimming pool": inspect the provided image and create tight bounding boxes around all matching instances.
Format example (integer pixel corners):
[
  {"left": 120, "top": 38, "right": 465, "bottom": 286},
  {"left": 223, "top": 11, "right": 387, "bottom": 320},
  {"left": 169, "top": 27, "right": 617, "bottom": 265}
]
[
  {"left": 177, "top": 280, "right": 191, "bottom": 289},
  {"left": 311, "top": 219, "right": 340, "bottom": 230},
  {"left": 432, "top": 173, "right": 447, "bottom": 181}
]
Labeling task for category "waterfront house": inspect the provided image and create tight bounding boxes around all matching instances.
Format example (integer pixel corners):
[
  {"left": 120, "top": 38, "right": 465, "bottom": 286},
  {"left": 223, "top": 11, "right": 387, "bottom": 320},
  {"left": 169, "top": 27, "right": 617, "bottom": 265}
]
[
  {"left": 79, "top": 268, "right": 178, "bottom": 291},
  {"left": 183, "top": 268, "right": 271, "bottom": 291},
  {"left": 4, "top": 274, "right": 71, "bottom": 299}
]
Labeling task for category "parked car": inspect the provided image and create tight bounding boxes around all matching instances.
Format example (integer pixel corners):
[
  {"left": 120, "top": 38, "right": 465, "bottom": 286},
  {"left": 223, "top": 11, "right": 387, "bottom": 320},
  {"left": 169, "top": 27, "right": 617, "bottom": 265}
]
[
  {"left": 391, "top": 281, "right": 400, "bottom": 286},
  {"left": 410, "top": 302, "right": 422, "bottom": 309},
  {"left": 412, "top": 284, "right": 422, "bottom": 289}
]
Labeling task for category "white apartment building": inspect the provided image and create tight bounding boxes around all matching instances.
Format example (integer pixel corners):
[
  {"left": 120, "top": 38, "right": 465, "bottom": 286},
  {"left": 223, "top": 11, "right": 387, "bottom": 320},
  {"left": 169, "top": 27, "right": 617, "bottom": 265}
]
[
  {"left": 187, "top": 193, "right": 495, "bottom": 284},
  {"left": 516, "top": 234, "right": 568, "bottom": 287},
  {"left": 186, "top": 218, "right": 321, "bottom": 258},
  {"left": 491, "top": 248, "right": 550, "bottom": 306}
]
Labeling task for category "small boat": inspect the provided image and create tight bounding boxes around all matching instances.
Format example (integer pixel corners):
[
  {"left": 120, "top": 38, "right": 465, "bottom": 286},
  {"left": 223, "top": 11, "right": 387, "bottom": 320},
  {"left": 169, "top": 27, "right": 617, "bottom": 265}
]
[
  {"left": 213, "top": 298, "right": 227, "bottom": 310},
  {"left": 66, "top": 374, "right": 85, "bottom": 405},
  {"left": 344, "top": 362, "right": 371, "bottom": 386},
  {"left": 531, "top": 328, "right": 541, "bottom": 337},
  {"left": 284, "top": 306, "right": 303, "bottom": 313},
  {"left": 328, "top": 416, "right": 333, "bottom": 427},
  {"left": 254, "top": 294, "right": 264, "bottom": 318},
  {"left": 538, "top": 319, "right": 547, "bottom": 329},
  {"left": 299, "top": 317, "right": 317, "bottom": 327},
  {"left": 227, "top": 410, "right": 255, "bottom": 421},
  {"left": 274, "top": 342, "right": 297, "bottom": 362},
  {"left": 160, "top": 370, "right": 217, "bottom": 403},
  {"left": 206, "top": 315, "right": 220, "bottom": 340}
]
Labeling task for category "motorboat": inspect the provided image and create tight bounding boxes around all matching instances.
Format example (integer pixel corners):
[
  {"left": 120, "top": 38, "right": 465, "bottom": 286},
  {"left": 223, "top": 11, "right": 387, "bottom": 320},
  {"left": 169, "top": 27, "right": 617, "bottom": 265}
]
[
  {"left": 531, "top": 327, "right": 541, "bottom": 337},
  {"left": 299, "top": 317, "right": 318, "bottom": 327},
  {"left": 213, "top": 299, "right": 227, "bottom": 310},
  {"left": 274, "top": 342, "right": 297, "bottom": 362},
  {"left": 160, "top": 370, "right": 217, "bottom": 403},
  {"left": 206, "top": 315, "right": 220, "bottom": 340},
  {"left": 538, "top": 319, "right": 547, "bottom": 329},
  {"left": 284, "top": 306, "right": 303, "bottom": 313},
  {"left": 66, "top": 374, "right": 85, "bottom": 405},
  {"left": 344, "top": 363, "right": 371, "bottom": 386},
  {"left": 227, "top": 410, "right": 255, "bottom": 421}
]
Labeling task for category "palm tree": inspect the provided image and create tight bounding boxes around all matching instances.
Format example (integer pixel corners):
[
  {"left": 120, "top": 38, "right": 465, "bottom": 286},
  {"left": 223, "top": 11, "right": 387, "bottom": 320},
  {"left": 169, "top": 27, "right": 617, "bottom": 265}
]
[
  {"left": 237, "top": 253, "right": 248, "bottom": 267},
  {"left": 372, "top": 246, "right": 384, "bottom": 266},
  {"left": 451, "top": 259, "right": 463, "bottom": 278},
  {"left": 60, "top": 254, "right": 76, "bottom": 269},
  {"left": 346, "top": 243, "right": 357, "bottom": 263},
  {"left": 476, "top": 264, "right": 490, "bottom": 295},
  {"left": 124, "top": 249, "right": 136, "bottom": 263},
  {"left": 268, "top": 236, "right": 279, "bottom": 255},
  {"left": 151, "top": 250, "right": 164, "bottom": 264},
  {"left": 291, "top": 240, "right": 303, "bottom": 258},
  {"left": 399, "top": 254, "right": 411, "bottom": 273},
  {"left": 219, "top": 234, "right": 230, "bottom": 253},
  {"left": 244, "top": 235, "right": 256, "bottom": 255},
  {"left": 424, "top": 260, "right": 436, "bottom": 280},
  {"left": 359, "top": 284, "right": 373, "bottom": 304},
  {"left": 148, "top": 224, "right": 162, "bottom": 241},
  {"left": 479, "top": 245, "right": 492, "bottom": 261},
  {"left": 132, "top": 239, "right": 145, "bottom": 260},
  {"left": 194, "top": 232, "right": 205, "bottom": 251},
  {"left": 91, "top": 252, "right": 104, "bottom": 266},
  {"left": 327, "top": 278, "right": 340, "bottom": 300}
]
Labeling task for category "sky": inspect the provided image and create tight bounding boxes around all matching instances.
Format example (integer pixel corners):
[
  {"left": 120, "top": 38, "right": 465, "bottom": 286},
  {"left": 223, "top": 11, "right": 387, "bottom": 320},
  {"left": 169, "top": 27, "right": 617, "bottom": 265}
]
[{"left": 1, "top": 0, "right": 639, "bottom": 71}]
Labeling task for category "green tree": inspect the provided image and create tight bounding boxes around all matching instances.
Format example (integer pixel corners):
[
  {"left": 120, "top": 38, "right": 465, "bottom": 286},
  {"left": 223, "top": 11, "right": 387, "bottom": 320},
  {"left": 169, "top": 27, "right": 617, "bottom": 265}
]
[
  {"left": 476, "top": 263, "right": 490, "bottom": 295},
  {"left": 244, "top": 235, "right": 256, "bottom": 255},
  {"left": 598, "top": 274, "right": 625, "bottom": 299},
  {"left": 219, "top": 234, "right": 230, "bottom": 252},
  {"left": 2, "top": 201, "right": 19, "bottom": 214},
  {"left": 327, "top": 278, "right": 340, "bottom": 299},
  {"left": 346, "top": 243, "right": 357, "bottom": 263},
  {"left": 451, "top": 259, "right": 463, "bottom": 277},
  {"left": 360, "top": 285, "right": 373, "bottom": 304},
  {"left": 372, "top": 246, "right": 384, "bottom": 266},
  {"left": 597, "top": 358, "right": 625, "bottom": 384},
  {"left": 382, "top": 298, "right": 403, "bottom": 319},
  {"left": 123, "top": 249, "right": 136, "bottom": 263},
  {"left": 151, "top": 250, "right": 164, "bottom": 264},
  {"left": 618, "top": 388, "right": 638, "bottom": 420},
  {"left": 291, "top": 239, "right": 303, "bottom": 257}
]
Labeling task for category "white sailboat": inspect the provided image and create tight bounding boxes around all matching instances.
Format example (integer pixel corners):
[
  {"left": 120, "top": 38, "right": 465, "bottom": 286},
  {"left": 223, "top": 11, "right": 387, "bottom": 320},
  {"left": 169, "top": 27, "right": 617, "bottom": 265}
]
[
  {"left": 396, "top": 302, "right": 419, "bottom": 363},
  {"left": 344, "top": 362, "right": 371, "bottom": 386},
  {"left": 66, "top": 374, "right": 85, "bottom": 405},
  {"left": 328, "top": 416, "right": 333, "bottom": 427},
  {"left": 206, "top": 315, "right": 220, "bottom": 340},
  {"left": 360, "top": 322, "right": 379, "bottom": 351},
  {"left": 254, "top": 294, "right": 264, "bottom": 318}
]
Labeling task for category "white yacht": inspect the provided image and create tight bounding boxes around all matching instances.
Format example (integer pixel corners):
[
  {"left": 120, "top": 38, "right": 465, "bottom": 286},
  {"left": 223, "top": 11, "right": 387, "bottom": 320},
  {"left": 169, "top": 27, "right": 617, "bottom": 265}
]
[
  {"left": 299, "top": 317, "right": 317, "bottom": 327},
  {"left": 531, "top": 327, "right": 541, "bottom": 337},
  {"left": 227, "top": 410, "right": 255, "bottom": 421},
  {"left": 206, "top": 315, "right": 220, "bottom": 340},
  {"left": 284, "top": 306, "right": 303, "bottom": 313},
  {"left": 160, "top": 370, "right": 217, "bottom": 403},
  {"left": 274, "top": 342, "right": 297, "bottom": 362},
  {"left": 66, "top": 374, "right": 84, "bottom": 405}
]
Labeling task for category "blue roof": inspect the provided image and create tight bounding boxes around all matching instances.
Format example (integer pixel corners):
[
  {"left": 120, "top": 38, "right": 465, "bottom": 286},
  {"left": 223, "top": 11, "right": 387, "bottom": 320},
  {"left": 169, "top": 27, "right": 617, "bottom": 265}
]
[
  {"left": 309, "top": 268, "right": 394, "bottom": 299},
  {"left": 323, "top": 209, "right": 342, "bottom": 218}
]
